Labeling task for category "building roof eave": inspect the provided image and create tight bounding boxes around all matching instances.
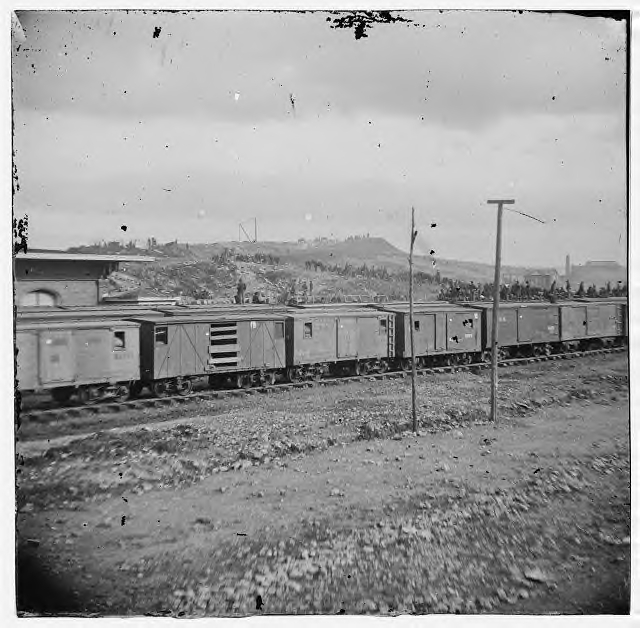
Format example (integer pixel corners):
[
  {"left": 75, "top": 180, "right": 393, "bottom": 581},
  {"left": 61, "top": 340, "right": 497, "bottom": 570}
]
[{"left": 15, "top": 253, "right": 155, "bottom": 263}]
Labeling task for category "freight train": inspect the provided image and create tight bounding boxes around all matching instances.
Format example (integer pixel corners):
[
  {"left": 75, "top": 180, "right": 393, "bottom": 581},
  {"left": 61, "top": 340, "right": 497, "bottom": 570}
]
[{"left": 15, "top": 298, "right": 628, "bottom": 406}]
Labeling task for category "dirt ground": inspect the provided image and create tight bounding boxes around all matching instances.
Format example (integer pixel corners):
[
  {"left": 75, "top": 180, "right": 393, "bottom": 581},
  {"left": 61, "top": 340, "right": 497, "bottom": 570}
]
[{"left": 15, "top": 352, "right": 630, "bottom": 616}]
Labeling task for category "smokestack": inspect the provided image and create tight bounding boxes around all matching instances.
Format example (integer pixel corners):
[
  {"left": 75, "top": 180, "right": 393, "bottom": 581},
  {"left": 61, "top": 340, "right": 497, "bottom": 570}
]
[{"left": 565, "top": 254, "right": 571, "bottom": 278}]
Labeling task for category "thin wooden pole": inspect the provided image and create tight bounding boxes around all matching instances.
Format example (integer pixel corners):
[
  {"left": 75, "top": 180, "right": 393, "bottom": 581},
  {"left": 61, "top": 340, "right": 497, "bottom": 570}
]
[
  {"left": 409, "top": 207, "right": 418, "bottom": 433},
  {"left": 487, "top": 199, "right": 515, "bottom": 425},
  {"left": 490, "top": 204, "right": 503, "bottom": 425}
]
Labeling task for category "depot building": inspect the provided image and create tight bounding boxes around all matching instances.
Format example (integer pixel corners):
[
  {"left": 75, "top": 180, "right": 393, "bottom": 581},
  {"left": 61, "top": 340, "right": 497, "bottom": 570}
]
[{"left": 14, "top": 251, "right": 154, "bottom": 308}]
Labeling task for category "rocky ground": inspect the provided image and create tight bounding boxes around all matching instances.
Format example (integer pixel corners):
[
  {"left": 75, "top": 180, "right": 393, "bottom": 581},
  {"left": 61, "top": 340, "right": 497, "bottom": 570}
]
[{"left": 15, "top": 352, "right": 630, "bottom": 616}]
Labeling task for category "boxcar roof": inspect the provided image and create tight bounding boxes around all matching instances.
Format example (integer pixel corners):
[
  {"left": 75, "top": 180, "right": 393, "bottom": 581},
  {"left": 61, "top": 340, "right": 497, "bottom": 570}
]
[
  {"left": 286, "top": 308, "right": 386, "bottom": 319},
  {"left": 375, "top": 303, "right": 480, "bottom": 314},
  {"left": 16, "top": 319, "right": 141, "bottom": 331},
  {"left": 17, "top": 307, "right": 163, "bottom": 320},
  {"left": 292, "top": 303, "right": 379, "bottom": 309},
  {"left": 465, "top": 301, "right": 558, "bottom": 310},
  {"left": 158, "top": 305, "right": 290, "bottom": 316},
  {"left": 573, "top": 297, "right": 628, "bottom": 303},
  {"left": 130, "top": 312, "right": 288, "bottom": 324}
]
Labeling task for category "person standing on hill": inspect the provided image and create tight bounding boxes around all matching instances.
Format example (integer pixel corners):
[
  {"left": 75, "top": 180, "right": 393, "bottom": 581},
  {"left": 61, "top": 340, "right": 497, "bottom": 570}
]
[{"left": 237, "top": 277, "right": 247, "bottom": 304}]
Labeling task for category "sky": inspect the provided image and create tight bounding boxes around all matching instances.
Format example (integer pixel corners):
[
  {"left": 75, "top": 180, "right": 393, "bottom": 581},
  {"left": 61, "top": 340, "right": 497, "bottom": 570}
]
[{"left": 11, "top": 9, "right": 628, "bottom": 269}]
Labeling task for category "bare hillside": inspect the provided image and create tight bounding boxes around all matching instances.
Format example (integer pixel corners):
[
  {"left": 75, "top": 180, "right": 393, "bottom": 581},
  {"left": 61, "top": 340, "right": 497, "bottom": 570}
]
[{"left": 76, "top": 237, "right": 546, "bottom": 303}]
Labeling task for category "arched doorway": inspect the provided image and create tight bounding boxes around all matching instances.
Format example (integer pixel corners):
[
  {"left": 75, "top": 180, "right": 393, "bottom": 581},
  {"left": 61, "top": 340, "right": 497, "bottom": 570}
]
[{"left": 21, "top": 290, "right": 57, "bottom": 307}]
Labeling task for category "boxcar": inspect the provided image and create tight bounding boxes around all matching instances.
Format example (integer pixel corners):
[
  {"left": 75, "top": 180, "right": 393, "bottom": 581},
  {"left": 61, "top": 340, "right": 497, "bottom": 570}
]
[
  {"left": 374, "top": 302, "right": 482, "bottom": 366},
  {"left": 467, "top": 302, "right": 560, "bottom": 357},
  {"left": 559, "top": 299, "right": 626, "bottom": 346},
  {"left": 576, "top": 297, "right": 628, "bottom": 340},
  {"left": 132, "top": 312, "right": 288, "bottom": 392},
  {"left": 16, "top": 319, "right": 140, "bottom": 403},
  {"left": 285, "top": 307, "right": 395, "bottom": 377}
]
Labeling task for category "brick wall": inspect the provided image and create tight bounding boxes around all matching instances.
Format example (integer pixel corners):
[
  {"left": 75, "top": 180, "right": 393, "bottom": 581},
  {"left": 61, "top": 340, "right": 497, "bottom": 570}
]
[
  {"left": 14, "top": 259, "right": 114, "bottom": 281},
  {"left": 15, "top": 280, "right": 99, "bottom": 307}
]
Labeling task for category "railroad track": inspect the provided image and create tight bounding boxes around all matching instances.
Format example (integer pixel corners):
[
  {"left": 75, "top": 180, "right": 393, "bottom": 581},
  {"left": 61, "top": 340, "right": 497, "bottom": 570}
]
[{"left": 18, "top": 346, "right": 627, "bottom": 424}]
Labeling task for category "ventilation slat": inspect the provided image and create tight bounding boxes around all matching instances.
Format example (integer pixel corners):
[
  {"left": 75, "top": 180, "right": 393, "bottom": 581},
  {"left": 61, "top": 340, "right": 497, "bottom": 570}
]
[
  {"left": 209, "top": 358, "right": 239, "bottom": 365},
  {"left": 208, "top": 345, "right": 239, "bottom": 353}
]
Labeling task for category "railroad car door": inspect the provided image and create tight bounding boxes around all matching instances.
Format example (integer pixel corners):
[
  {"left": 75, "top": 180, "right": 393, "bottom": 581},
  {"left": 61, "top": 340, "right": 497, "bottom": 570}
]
[
  {"left": 75, "top": 328, "right": 111, "bottom": 382},
  {"left": 446, "top": 312, "right": 479, "bottom": 353},
  {"left": 373, "top": 316, "right": 390, "bottom": 359},
  {"left": 518, "top": 307, "right": 559, "bottom": 343},
  {"left": 408, "top": 314, "right": 436, "bottom": 355},
  {"left": 434, "top": 313, "right": 447, "bottom": 353},
  {"left": 337, "top": 317, "right": 358, "bottom": 358},
  {"left": 356, "top": 316, "right": 381, "bottom": 359},
  {"left": 39, "top": 330, "right": 75, "bottom": 384},
  {"left": 153, "top": 324, "right": 181, "bottom": 379},
  {"left": 111, "top": 326, "right": 141, "bottom": 381},
  {"left": 15, "top": 330, "right": 39, "bottom": 390},
  {"left": 262, "top": 320, "right": 286, "bottom": 368},
  {"left": 176, "top": 323, "right": 208, "bottom": 376},
  {"left": 241, "top": 320, "right": 265, "bottom": 368},
  {"left": 490, "top": 309, "right": 518, "bottom": 347},
  {"left": 586, "top": 304, "right": 616, "bottom": 338},
  {"left": 421, "top": 314, "right": 437, "bottom": 354},
  {"left": 560, "top": 306, "right": 587, "bottom": 341}
]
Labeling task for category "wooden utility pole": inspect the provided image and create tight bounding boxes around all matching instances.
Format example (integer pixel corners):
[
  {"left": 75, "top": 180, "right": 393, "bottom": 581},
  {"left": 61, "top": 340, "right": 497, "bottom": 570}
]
[
  {"left": 409, "top": 207, "right": 418, "bottom": 433},
  {"left": 487, "top": 200, "right": 514, "bottom": 425},
  {"left": 486, "top": 200, "right": 544, "bottom": 425}
]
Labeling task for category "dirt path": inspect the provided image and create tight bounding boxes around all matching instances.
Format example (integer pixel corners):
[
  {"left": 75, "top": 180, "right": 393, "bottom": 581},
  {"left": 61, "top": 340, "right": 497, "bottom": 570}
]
[{"left": 17, "top": 394, "right": 630, "bottom": 616}]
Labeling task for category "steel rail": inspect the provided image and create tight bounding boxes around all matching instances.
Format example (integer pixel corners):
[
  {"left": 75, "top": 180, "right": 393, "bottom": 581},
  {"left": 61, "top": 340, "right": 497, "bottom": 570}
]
[{"left": 17, "top": 346, "right": 627, "bottom": 424}]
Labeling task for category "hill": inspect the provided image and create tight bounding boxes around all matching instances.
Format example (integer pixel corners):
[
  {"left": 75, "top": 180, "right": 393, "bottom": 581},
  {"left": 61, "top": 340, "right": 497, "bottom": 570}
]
[
  {"left": 70, "top": 237, "right": 556, "bottom": 304},
  {"left": 191, "top": 238, "right": 537, "bottom": 283}
]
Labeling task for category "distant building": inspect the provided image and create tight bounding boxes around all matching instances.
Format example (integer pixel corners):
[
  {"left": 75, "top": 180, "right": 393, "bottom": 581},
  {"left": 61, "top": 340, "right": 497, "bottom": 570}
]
[
  {"left": 502, "top": 273, "right": 524, "bottom": 284},
  {"left": 569, "top": 260, "right": 626, "bottom": 288},
  {"left": 524, "top": 270, "right": 559, "bottom": 290},
  {"left": 14, "top": 251, "right": 154, "bottom": 308},
  {"left": 584, "top": 260, "right": 621, "bottom": 268}
]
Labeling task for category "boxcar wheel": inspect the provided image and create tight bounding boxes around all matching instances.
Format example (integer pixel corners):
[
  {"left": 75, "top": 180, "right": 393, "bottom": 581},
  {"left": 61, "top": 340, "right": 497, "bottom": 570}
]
[
  {"left": 77, "top": 387, "right": 95, "bottom": 405},
  {"left": 177, "top": 380, "right": 193, "bottom": 396},
  {"left": 113, "top": 385, "right": 130, "bottom": 402},
  {"left": 237, "top": 374, "right": 252, "bottom": 389},
  {"left": 152, "top": 381, "right": 168, "bottom": 397}
]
